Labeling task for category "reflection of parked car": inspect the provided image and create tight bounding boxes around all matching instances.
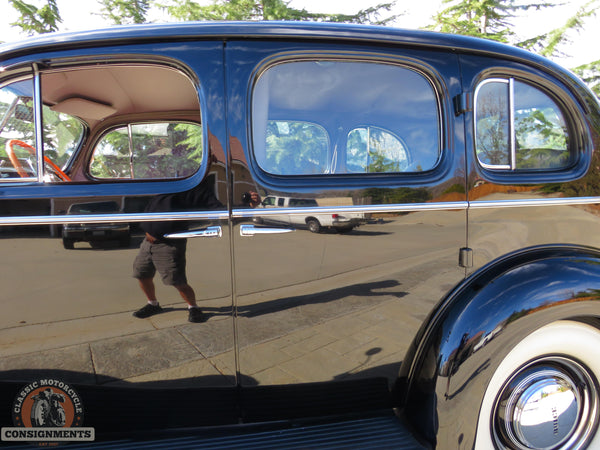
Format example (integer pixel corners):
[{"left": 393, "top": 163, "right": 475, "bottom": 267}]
[
  {"left": 255, "top": 196, "right": 366, "bottom": 233},
  {"left": 62, "top": 201, "right": 130, "bottom": 249}
]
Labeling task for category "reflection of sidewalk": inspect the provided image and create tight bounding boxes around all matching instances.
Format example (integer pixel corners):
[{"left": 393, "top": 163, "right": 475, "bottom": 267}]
[{"left": 0, "top": 254, "right": 459, "bottom": 388}]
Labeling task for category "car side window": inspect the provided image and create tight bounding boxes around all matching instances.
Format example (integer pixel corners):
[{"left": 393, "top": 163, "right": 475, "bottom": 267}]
[
  {"left": 0, "top": 79, "right": 36, "bottom": 180},
  {"left": 0, "top": 78, "right": 84, "bottom": 182},
  {"left": 90, "top": 122, "right": 203, "bottom": 180},
  {"left": 252, "top": 60, "right": 441, "bottom": 176},
  {"left": 2, "top": 63, "right": 203, "bottom": 183},
  {"left": 475, "top": 78, "right": 571, "bottom": 170}
]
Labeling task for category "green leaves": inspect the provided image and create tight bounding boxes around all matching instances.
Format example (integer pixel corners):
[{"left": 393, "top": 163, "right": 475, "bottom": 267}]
[
  {"left": 98, "top": 0, "right": 150, "bottom": 25},
  {"left": 158, "top": 0, "right": 398, "bottom": 24},
  {"left": 9, "top": 0, "right": 62, "bottom": 35}
]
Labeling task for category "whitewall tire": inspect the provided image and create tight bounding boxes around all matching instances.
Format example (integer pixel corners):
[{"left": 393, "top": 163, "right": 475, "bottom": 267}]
[{"left": 475, "top": 320, "right": 600, "bottom": 450}]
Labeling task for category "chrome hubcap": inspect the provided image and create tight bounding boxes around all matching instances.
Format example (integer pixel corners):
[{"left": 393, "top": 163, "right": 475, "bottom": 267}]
[{"left": 493, "top": 358, "right": 598, "bottom": 449}]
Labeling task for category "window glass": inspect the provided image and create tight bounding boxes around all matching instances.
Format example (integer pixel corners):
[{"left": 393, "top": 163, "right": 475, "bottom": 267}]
[
  {"left": 514, "top": 81, "right": 569, "bottom": 169},
  {"left": 43, "top": 106, "right": 85, "bottom": 173},
  {"left": 0, "top": 79, "right": 36, "bottom": 179},
  {"left": 475, "top": 78, "right": 570, "bottom": 170},
  {"left": 475, "top": 81, "right": 510, "bottom": 167},
  {"left": 264, "top": 120, "right": 329, "bottom": 175},
  {"left": 90, "top": 122, "right": 202, "bottom": 180},
  {"left": 347, "top": 126, "right": 410, "bottom": 173},
  {"left": 0, "top": 78, "right": 85, "bottom": 182},
  {"left": 253, "top": 60, "right": 440, "bottom": 176}
]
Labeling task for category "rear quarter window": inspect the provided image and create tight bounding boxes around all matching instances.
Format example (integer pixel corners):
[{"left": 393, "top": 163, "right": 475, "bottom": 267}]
[{"left": 475, "top": 77, "right": 572, "bottom": 171}]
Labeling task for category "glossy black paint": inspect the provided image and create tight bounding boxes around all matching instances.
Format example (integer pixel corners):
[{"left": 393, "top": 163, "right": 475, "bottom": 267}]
[
  {"left": 0, "top": 22, "right": 599, "bottom": 448},
  {"left": 400, "top": 245, "right": 600, "bottom": 447}
]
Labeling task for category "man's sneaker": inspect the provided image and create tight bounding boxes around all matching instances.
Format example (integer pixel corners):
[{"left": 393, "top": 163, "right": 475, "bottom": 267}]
[
  {"left": 188, "top": 307, "right": 204, "bottom": 323},
  {"left": 133, "top": 303, "right": 163, "bottom": 318}
]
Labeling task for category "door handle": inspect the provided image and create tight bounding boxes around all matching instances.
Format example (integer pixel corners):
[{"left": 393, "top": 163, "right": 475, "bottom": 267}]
[
  {"left": 240, "top": 224, "right": 294, "bottom": 236},
  {"left": 165, "top": 226, "right": 222, "bottom": 239}
]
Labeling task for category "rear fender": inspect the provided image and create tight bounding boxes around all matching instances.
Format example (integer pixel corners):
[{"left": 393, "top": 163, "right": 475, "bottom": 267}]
[{"left": 397, "top": 245, "right": 600, "bottom": 447}]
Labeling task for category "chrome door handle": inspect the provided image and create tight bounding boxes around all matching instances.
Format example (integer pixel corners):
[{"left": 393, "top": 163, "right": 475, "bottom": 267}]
[
  {"left": 240, "top": 224, "right": 294, "bottom": 236},
  {"left": 165, "top": 226, "right": 222, "bottom": 239}
]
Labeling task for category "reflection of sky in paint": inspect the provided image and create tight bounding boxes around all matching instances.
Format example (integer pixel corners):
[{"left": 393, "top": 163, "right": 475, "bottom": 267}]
[{"left": 261, "top": 61, "right": 440, "bottom": 170}]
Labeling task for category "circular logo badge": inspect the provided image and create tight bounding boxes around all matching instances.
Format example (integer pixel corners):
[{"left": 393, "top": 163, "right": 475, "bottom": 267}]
[{"left": 1, "top": 378, "right": 93, "bottom": 446}]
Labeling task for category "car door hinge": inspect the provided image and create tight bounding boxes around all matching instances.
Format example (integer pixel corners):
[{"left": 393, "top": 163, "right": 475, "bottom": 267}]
[
  {"left": 453, "top": 92, "right": 472, "bottom": 116},
  {"left": 459, "top": 247, "right": 473, "bottom": 268}
]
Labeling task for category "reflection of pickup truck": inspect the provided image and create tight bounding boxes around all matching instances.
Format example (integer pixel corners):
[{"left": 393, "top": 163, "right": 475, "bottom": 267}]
[{"left": 255, "top": 196, "right": 366, "bottom": 233}]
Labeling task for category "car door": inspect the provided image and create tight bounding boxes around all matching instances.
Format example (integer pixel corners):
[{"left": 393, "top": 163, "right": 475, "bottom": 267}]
[
  {"left": 0, "top": 40, "right": 238, "bottom": 432},
  {"left": 226, "top": 39, "right": 469, "bottom": 421}
]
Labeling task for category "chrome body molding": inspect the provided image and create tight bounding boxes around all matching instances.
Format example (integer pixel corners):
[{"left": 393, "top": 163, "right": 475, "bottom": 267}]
[
  {"left": 0, "top": 210, "right": 229, "bottom": 226},
  {"left": 231, "top": 202, "right": 469, "bottom": 218},
  {"left": 3, "top": 196, "right": 600, "bottom": 226},
  {"left": 469, "top": 196, "right": 600, "bottom": 209}
]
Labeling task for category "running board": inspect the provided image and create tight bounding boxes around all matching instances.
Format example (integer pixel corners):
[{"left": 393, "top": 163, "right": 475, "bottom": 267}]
[{"left": 5, "top": 415, "right": 428, "bottom": 449}]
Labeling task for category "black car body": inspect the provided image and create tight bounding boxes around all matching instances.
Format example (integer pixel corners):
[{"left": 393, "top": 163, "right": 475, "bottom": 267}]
[
  {"left": 0, "top": 22, "right": 599, "bottom": 449},
  {"left": 62, "top": 201, "right": 130, "bottom": 249}
]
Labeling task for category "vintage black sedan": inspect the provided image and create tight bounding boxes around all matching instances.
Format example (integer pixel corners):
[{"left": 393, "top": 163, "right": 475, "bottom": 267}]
[{"left": 0, "top": 21, "right": 599, "bottom": 449}]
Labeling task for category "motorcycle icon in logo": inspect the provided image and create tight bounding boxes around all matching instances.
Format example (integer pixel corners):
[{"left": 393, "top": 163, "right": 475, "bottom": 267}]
[{"left": 30, "top": 388, "right": 66, "bottom": 427}]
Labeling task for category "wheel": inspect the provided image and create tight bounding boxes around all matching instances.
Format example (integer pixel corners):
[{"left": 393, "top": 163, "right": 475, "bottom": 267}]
[
  {"left": 307, "top": 218, "right": 321, "bottom": 233},
  {"left": 62, "top": 238, "right": 75, "bottom": 249},
  {"left": 475, "top": 320, "right": 600, "bottom": 449}
]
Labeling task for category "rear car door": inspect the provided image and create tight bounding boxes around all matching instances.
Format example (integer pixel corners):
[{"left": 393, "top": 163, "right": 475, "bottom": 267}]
[
  {"left": 226, "top": 38, "right": 469, "bottom": 421},
  {"left": 0, "top": 39, "right": 237, "bottom": 434}
]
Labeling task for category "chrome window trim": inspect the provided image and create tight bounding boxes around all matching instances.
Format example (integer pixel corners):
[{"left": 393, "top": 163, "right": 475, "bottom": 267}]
[
  {"left": 508, "top": 77, "right": 516, "bottom": 169},
  {"left": 33, "top": 63, "right": 44, "bottom": 182},
  {"left": 474, "top": 78, "right": 512, "bottom": 170}
]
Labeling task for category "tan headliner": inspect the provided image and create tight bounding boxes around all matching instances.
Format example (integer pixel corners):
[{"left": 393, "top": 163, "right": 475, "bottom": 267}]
[{"left": 42, "top": 64, "right": 200, "bottom": 124}]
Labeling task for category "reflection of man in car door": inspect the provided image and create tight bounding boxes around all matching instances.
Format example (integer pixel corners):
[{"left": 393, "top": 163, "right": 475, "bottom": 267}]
[
  {"left": 132, "top": 178, "right": 261, "bottom": 323},
  {"left": 132, "top": 178, "right": 223, "bottom": 323}
]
